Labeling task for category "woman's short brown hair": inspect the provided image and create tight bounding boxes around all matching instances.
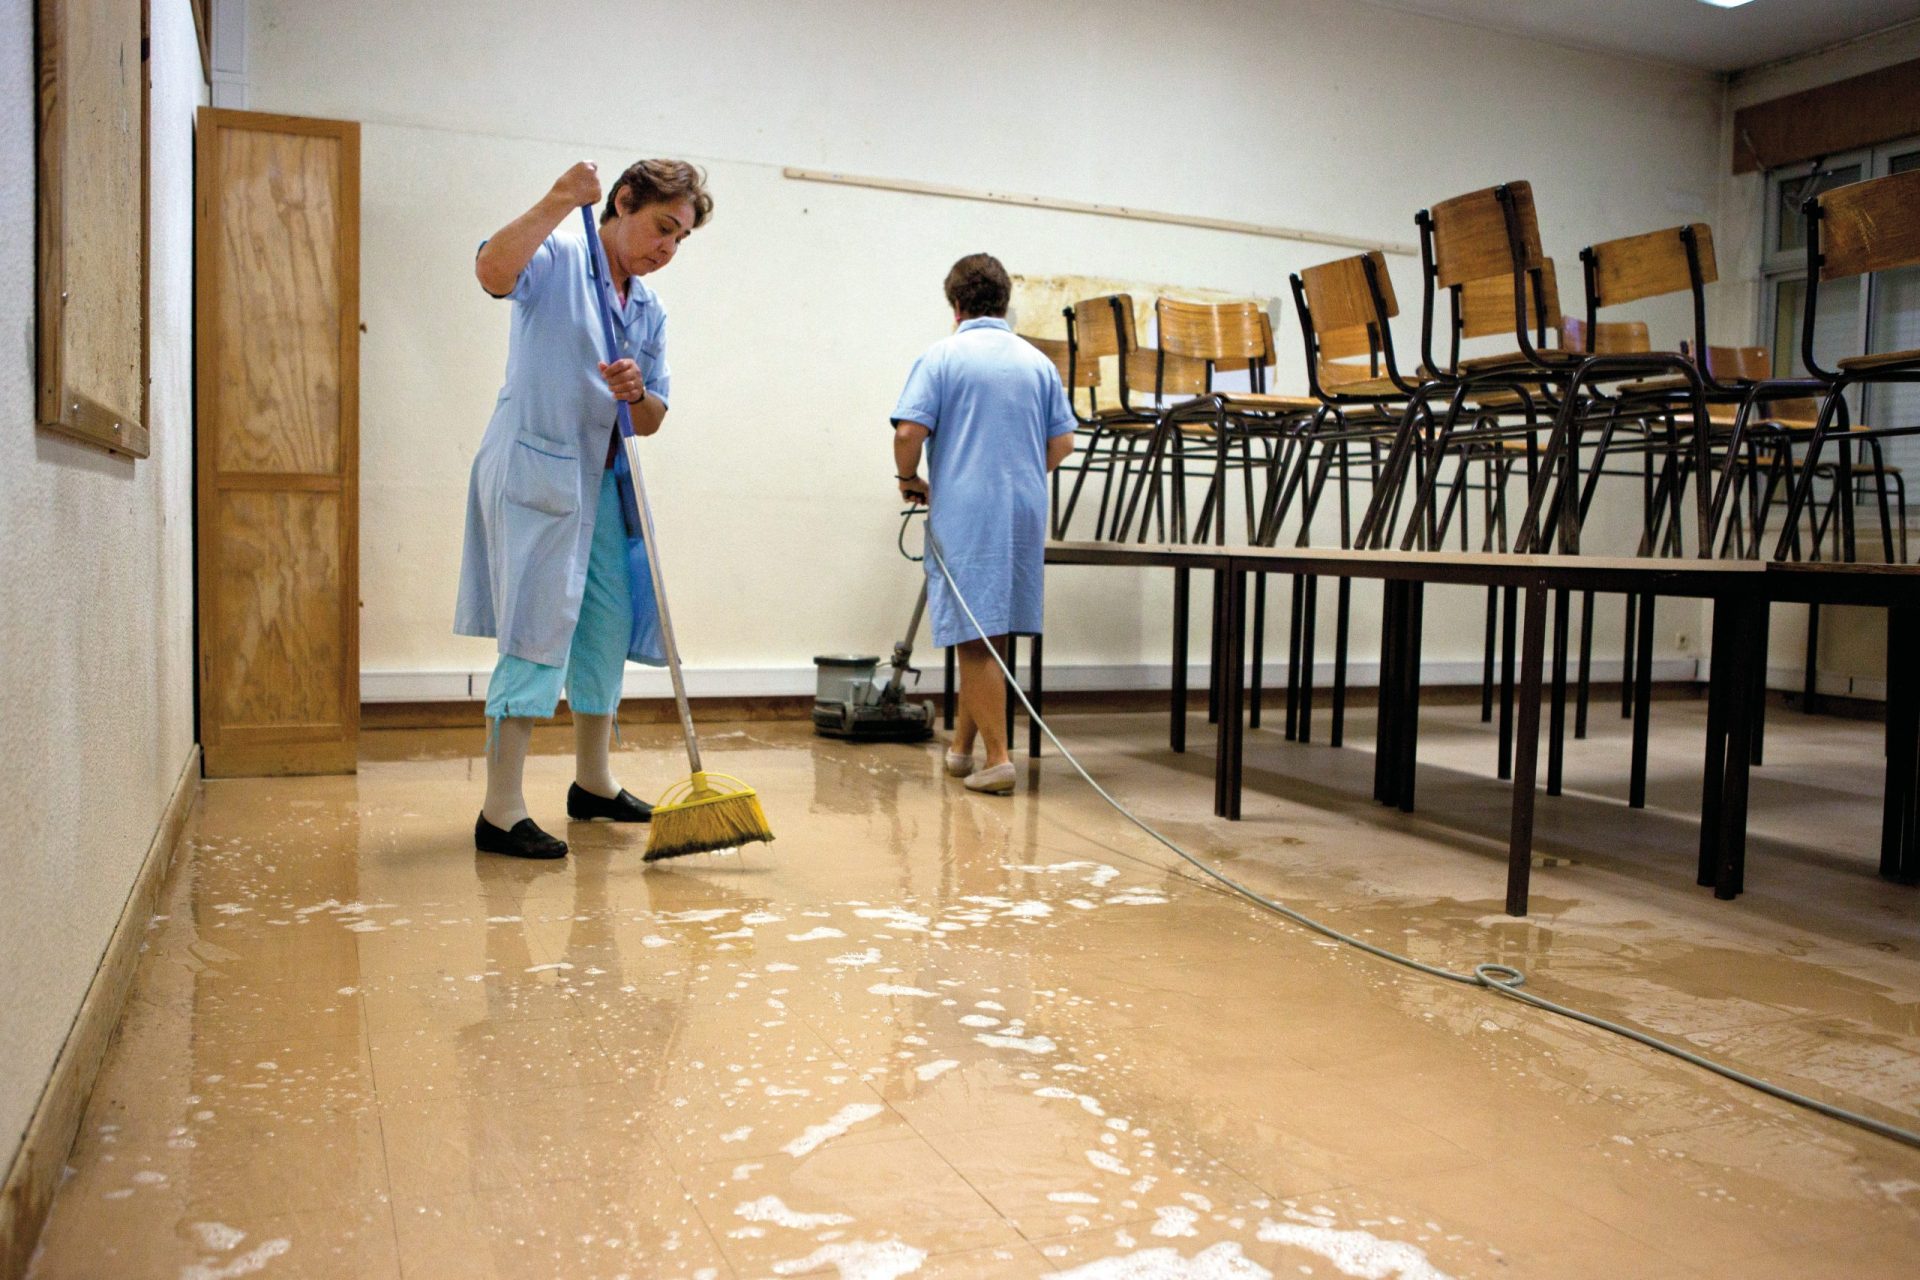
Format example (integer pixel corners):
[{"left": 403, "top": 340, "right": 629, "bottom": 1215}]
[
  {"left": 602, "top": 159, "right": 714, "bottom": 227},
  {"left": 944, "top": 253, "right": 1011, "bottom": 318}
]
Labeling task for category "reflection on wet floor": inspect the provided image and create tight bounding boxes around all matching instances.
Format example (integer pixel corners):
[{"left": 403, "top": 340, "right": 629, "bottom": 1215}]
[{"left": 27, "top": 705, "right": 1920, "bottom": 1278}]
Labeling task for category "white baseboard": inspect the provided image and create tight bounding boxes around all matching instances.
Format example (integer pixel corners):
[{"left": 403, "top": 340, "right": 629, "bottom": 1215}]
[{"left": 362, "top": 657, "right": 1702, "bottom": 704}]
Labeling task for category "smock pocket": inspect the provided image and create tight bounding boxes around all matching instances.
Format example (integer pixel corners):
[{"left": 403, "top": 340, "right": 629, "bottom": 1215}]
[{"left": 505, "top": 437, "right": 579, "bottom": 517}]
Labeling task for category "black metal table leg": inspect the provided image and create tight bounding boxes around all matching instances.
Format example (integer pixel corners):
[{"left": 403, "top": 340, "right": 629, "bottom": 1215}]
[
  {"left": 1629, "top": 592, "right": 1655, "bottom": 809},
  {"left": 1715, "top": 596, "right": 1764, "bottom": 900},
  {"left": 1575, "top": 589, "right": 1595, "bottom": 740},
  {"left": 1331, "top": 577, "right": 1351, "bottom": 749},
  {"left": 1171, "top": 567, "right": 1189, "bottom": 754},
  {"left": 1498, "top": 585, "right": 1517, "bottom": 780},
  {"left": 943, "top": 645, "right": 956, "bottom": 731},
  {"left": 1547, "top": 587, "right": 1570, "bottom": 797},
  {"left": 1300, "top": 576, "right": 1319, "bottom": 745},
  {"left": 1250, "top": 574, "right": 1266, "bottom": 730},
  {"left": 1883, "top": 605, "right": 1919, "bottom": 882},
  {"left": 1507, "top": 584, "right": 1550, "bottom": 917},
  {"left": 1621, "top": 592, "right": 1638, "bottom": 719},
  {"left": 1005, "top": 635, "right": 1018, "bottom": 750},
  {"left": 1285, "top": 574, "right": 1303, "bottom": 740},
  {"left": 1481, "top": 586, "right": 1498, "bottom": 724},
  {"left": 1374, "top": 581, "right": 1402, "bottom": 806},
  {"left": 1228, "top": 568, "right": 1248, "bottom": 820},
  {"left": 1208, "top": 571, "right": 1223, "bottom": 726},
  {"left": 1399, "top": 582, "right": 1424, "bottom": 814},
  {"left": 1030, "top": 633, "right": 1043, "bottom": 759},
  {"left": 1697, "top": 598, "right": 1735, "bottom": 888}
]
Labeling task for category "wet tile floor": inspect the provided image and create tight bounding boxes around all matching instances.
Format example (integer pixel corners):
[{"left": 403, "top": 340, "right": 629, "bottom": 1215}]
[{"left": 27, "top": 702, "right": 1920, "bottom": 1278}]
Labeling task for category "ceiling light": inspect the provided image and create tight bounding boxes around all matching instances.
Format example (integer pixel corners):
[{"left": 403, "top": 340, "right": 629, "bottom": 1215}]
[{"left": 1697, "top": 1, "right": 1757, "bottom": 8}]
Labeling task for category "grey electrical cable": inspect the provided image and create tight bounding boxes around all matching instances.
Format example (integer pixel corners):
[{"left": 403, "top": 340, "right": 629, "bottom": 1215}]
[{"left": 922, "top": 528, "right": 1920, "bottom": 1152}]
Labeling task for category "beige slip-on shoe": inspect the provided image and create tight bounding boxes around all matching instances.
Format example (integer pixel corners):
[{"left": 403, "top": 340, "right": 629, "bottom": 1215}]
[{"left": 963, "top": 761, "right": 1016, "bottom": 795}]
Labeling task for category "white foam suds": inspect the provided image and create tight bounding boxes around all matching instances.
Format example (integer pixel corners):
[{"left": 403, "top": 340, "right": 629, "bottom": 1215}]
[
  {"left": 641, "top": 935, "right": 673, "bottom": 948},
  {"left": 770, "top": 1240, "right": 928, "bottom": 1279},
  {"left": 788, "top": 927, "right": 847, "bottom": 942},
  {"left": 867, "top": 984, "right": 938, "bottom": 998},
  {"left": 1052, "top": 1242, "right": 1271, "bottom": 1279},
  {"left": 1106, "top": 891, "right": 1171, "bottom": 906},
  {"left": 766, "top": 962, "right": 800, "bottom": 973},
  {"left": 914, "top": 1059, "right": 958, "bottom": 1082},
  {"left": 1151, "top": 1206, "right": 1200, "bottom": 1238},
  {"left": 783, "top": 1103, "right": 884, "bottom": 1157},
  {"left": 660, "top": 908, "right": 737, "bottom": 923},
  {"left": 853, "top": 907, "right": 932, "bottom": 932},
  {"left": 1086, "top": 1150, "right": 1131, "bottom": 1175},
  {"left": 1004, "top": 901, "right": 1053, "bottom": 920},
  {"left": 1255, "top": 1220, "right": 1452, "bottom": 1279},
  {"left": 179, "top": 1238, "right": 292, "bottom": 1280},
  {"left": 959, "top": 1014, "right": 1000, "bottom": 1028},
  {"left": 190, "top": 1222, "right": 246, "bottom": 1251},
  {"left": 525, "top": 962, "right": 572, "bottom": 973},
  {"left": 720, "top": 1126, "right": 754, "bottom": 1143},
  {"left": 1048, "top": 1191, "right": 1101, "bottom": 1205},
  {"left": 828, "top": 948, "right": 882, "bottom": 967},
  {"left": 735, "top": 1195, "right": 854, "bottom": 1229},
  {"left": 743, "top": 911, "right": 786, "bottom": 926},
  {"left": 976, "top": 1032, "right": 1056, "bottom": 1055}
]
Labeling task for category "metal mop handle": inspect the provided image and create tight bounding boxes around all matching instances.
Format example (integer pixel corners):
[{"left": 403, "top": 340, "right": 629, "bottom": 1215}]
[{"left": 579, "top": 205, "right": 702, "bottom": 775}]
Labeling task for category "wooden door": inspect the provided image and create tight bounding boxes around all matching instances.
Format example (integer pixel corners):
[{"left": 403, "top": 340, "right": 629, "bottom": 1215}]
[{"left": 196, "top": 108, "right": 359, "bottom": 776}]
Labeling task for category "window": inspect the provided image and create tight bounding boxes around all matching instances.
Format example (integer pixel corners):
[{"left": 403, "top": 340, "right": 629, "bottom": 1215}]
[{"left": 1761, "top": 138, "right": 1920, "bottom": 492}]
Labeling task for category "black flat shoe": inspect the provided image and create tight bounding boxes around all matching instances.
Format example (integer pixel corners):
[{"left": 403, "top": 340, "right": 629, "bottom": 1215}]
[
  {"left": 567, "top": 782, "right": 653, "bottom": 823},
  {"left": 474, "top": 813, "right": 568, "bottom": 859}
]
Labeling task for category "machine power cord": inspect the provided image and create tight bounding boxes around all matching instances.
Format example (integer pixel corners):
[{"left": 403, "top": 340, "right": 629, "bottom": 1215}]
[{"left": 922, "top": 528, "right": 1920, "bottom": 1152}]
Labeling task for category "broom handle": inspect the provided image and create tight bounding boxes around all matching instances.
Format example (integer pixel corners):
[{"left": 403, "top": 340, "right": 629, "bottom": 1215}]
[{"left": 579, "top": 205, "right": 703, "bottom": 776}]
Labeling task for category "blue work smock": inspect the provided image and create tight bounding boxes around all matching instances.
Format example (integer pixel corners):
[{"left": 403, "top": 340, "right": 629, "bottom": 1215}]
[
  {"left": 454, "top": 216, "right": 670, "bottom": 668},
  {"left": 891, "top": 317, "right": 1077, "bottom": 648}
]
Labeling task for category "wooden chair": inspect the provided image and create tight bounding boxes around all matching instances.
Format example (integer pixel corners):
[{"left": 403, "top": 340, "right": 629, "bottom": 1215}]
[
  {"left": 1054, "top": 294, "right": 1195, "bottom": 541},
  {"left": 1124, "top": 297, "right": 1305, "bottom": 545},
  {"left": 1361, "top": 182, "right": 1578, "bottom": 552},
  {"left": 1766, "top": 167, "right": 1920, "bottom": 562}
]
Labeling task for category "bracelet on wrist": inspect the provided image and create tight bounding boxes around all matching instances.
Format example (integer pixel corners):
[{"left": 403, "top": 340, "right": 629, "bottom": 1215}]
[{"left": 897, "top": 474, "right": 919, "bottom": 482}]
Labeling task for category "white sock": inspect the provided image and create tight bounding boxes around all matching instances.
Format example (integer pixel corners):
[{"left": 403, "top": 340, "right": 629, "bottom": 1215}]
[
  {"left": 573, "top": 711, "right": 621, "bottom": 799},
  {"left": 483, "top": 717, "right": 534, "bottom": 829}
]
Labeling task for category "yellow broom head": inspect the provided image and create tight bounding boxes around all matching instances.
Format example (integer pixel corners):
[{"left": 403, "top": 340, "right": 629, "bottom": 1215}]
[{"left": 645, "top": 771, "right": 775, "bottom": 862}]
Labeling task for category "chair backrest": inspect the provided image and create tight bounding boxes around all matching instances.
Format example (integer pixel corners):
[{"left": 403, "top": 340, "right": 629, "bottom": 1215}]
[
  {"left": 1156, "top": 298, "right": 1272, "bottom": 367},
  {"left": 1068, "top": 294, "right": 1136, "bottom": 360},
  {"left": 1813, "top": 168, "right": 1920, "bottom": 280},
  {"left": 1300, "top": 251, "right": 1399, "bottom": 333},
  {"left": 1706, "top": 346, "right": 1818, "bottom": 421},
  {"left": 1584, "top": 223, "right": 1717, "bottom": 308},
  {"left": 1560, "top": 316, "right": 1649, "bottom": 356},
  {"left": 1319, "top": 327, "right": 1384, "bottom": 388},
  {"left": 1428, "top": 182, "right": 1542, "bottom": 289},
  {"left": 1022, "top": 334, "right": 1098, "bottom": 389},
  {"left": 1125, "top": 346, "right": 1209, "bottom": 398},
  {"left": 1457, "top": 259, "right": 1562, "bottom": 341}
]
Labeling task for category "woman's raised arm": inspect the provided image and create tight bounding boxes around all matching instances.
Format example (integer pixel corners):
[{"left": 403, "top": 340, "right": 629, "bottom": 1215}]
[{"left": 474, "top": 161, "right": 603, "bottom": 297}]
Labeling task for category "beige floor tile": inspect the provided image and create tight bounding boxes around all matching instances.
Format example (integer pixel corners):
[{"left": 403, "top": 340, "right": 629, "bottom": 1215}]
[
  {"left": 377, "top": 1080, "right": 661, "bottom": 1202},
  {"left": 28, "top": 1200, "right": 401, "bottom": 1280},
  {"left": 392, "top": 1173, "right": 731, "bottom": 1280},
  {"left": 369, "top": 1013, "right": 622, "bottom": 1103},
  {"left": 683, "top": 1133, "right": 1022, "bottom": 1275}
]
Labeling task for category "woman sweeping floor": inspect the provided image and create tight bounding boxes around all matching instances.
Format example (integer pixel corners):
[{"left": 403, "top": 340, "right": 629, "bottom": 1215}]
[{"left": 455, "top": 159, "right": 712, "bottom": 858}]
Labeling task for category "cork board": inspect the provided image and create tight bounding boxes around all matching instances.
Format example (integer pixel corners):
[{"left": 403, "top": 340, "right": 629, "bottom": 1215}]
[{"left": 37, "top": 0, "right": 150, "bottom": 457}]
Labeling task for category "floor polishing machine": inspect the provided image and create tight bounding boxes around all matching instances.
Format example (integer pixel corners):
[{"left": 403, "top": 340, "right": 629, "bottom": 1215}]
[{"left": 810, "top": 509, "right": 936, "bottom": 743}]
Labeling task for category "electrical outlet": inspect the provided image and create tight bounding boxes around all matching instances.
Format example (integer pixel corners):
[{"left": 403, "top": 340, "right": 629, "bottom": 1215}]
[{"left": 1676, "top": 631, "right": 1691, "bottom": 649}]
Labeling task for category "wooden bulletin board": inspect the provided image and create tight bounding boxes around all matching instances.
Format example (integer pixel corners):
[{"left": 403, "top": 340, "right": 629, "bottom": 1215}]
[{"left": 37, "top": 0, "right": 150, "bottom": 458}]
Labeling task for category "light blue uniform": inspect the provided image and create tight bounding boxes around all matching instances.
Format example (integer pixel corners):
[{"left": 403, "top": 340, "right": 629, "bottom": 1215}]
[
  {"left": 891, "top": 318, "right": 1076, "bottom": 649},
  {"left": 454, "top": 217, "right": 669, "bottom": 719}
]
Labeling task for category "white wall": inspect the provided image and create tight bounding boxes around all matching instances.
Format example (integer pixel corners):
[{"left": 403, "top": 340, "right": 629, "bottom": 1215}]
[
  {"left": 0, "top": 0, "right": 202, "bottom": 1169},
  {"left": 243, "top": 0, "right": 1733, "bottom": 698}
]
